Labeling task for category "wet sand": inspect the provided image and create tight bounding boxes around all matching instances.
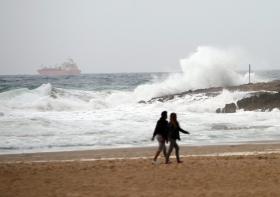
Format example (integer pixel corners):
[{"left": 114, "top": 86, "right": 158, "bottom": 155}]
[{"left": 1, "top": 143, "right": 280, "bottom": 197}]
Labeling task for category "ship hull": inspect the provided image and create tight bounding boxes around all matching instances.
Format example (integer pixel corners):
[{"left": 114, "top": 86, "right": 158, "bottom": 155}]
[{"left": 38, "top": 69, "right": 81, "bottom": 76}]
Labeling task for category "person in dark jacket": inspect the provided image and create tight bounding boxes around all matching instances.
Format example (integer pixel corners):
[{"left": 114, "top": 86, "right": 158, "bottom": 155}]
[
  {"left": 165, "top": 113, "right": 190, "bottom": 164},
  {"left": 151, "top": 111, "right": 169, "bottom": 163}
]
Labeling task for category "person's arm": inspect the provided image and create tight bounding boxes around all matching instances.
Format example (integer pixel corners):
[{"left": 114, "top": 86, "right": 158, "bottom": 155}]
[
  {"left": 165, "top": 122, "right": 169, "bottom": 143},
  {"left": 151, "top": 121, "right": 159, "bottom": 140},
  {"left": 178, "top": 123, "right": 190, "bottom": 134}
]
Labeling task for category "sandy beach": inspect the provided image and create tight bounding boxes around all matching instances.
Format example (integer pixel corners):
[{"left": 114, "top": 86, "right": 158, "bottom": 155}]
[
  {"left": 1, "top": 143, "right": 280, "bottom": 197},
  {"left": 2, "top": 0, "right": 280, "bottom": 196}
]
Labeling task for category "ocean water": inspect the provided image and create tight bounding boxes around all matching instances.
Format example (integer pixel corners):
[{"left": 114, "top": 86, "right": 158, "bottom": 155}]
[
  {"left": 0, "top": 69, "right": 280, "bottom": 155},
  {"left": 1, "top": 46, "right": 280, "bottom": 154}
]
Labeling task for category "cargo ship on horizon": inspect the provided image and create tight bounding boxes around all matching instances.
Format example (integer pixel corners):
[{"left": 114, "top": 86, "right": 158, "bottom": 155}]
[{"left": 37, "top": 59, "right": 81, "bottom": 76}]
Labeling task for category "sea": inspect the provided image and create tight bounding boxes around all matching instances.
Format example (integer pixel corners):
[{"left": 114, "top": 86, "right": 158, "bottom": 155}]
[{"left": 0, "top": 69, "right": 280, "bottom": 155}]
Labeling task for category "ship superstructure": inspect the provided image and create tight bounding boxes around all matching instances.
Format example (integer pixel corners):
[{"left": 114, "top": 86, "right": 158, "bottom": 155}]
[{"left": 38, "top": 59, "right": 81, "bottom": 76}]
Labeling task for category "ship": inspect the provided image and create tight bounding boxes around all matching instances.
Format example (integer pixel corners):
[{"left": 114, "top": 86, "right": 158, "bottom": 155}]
[{"left": 37, "top": 59, "right": 81, "bottom": 76}]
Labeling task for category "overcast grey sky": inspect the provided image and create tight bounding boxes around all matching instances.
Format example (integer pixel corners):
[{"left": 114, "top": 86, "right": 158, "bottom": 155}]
[{"left": 0, "top": 0, "right": 280, "bottom": 74}]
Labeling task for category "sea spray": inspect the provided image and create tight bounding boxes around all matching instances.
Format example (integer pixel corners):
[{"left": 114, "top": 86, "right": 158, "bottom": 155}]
[
  {"left": 180, "top": 46, "right": 244, "bottom": 88},
  {"left": 134, "top": 46, "right": 249, "bottom": 99}
]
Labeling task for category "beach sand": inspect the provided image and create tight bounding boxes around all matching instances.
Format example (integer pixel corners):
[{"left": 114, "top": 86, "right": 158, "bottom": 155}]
[{"left": 1, "top": 143, "right": 280, "bottom": 197}]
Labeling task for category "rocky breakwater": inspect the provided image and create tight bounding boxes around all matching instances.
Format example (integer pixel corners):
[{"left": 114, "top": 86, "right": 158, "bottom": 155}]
[
  {"left": 215, "top": 80, "right": 280, "bottom": 113},
  {"left": 217, "top": 92, "right": 280, "bottom": 113},
  {"left": 140, "top": 80, "right": 280, "bottom": 112}
]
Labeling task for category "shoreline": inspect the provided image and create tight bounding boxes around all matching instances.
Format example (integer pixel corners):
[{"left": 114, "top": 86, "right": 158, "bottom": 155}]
[{"left": 2, "top": 141, "right": 280, "bottom": 163}]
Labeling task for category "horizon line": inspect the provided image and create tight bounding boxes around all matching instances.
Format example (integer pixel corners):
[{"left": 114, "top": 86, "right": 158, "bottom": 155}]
[{"left": 1, "top": 69, "right": 280, "bottom": 76}]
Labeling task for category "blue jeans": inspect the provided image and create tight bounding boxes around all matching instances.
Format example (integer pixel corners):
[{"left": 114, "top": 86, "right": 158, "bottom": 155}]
[{"left": 166, "top": 138, "right": 180, "bottom": 162}]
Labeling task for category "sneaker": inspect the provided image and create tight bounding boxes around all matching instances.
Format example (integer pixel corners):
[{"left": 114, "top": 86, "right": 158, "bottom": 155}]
[{"left": 152, "top": 160, "right": 160, "bottom": 165}]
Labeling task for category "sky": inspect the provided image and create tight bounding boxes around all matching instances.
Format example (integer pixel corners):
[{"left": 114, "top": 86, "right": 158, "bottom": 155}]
[{"left": 0, "top": 0, "right": 280, "bottom": 75}]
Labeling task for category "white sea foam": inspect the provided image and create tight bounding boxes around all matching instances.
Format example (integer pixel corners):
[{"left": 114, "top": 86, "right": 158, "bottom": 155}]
[
  {"left": 0, "top": 47, "right": 279, "bottom": 154},
  {"left": 0, "top": 83, "right": 251, "bottom": 113},
  {"left": 1, "top": 86, "right": 280, "bottom": 155}
]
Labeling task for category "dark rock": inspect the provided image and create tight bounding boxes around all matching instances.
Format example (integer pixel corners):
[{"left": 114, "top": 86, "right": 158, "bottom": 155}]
[
  {"left": 217, "top": 92, "right": 280, "bottom": 113},
  {"left": 222, "top": 103, "right": 237, "bottom": 113},
  {"left": 149, "top": 95, "right": 175, "bottom": 103},
  {"left": 237, "top": 92, "right": 280, "bottom": 111},
  {"left": 0, "top": 112, "right": 4, "bottom": 116},
  {"left": 149, "top": 87, "right": 222, "bottom": 103},
  {"left": 147, "top": 80, "right": 280, "bottom": 103},
  {"left": 138, "top": 100, "right": 146, "bottom": 104}
]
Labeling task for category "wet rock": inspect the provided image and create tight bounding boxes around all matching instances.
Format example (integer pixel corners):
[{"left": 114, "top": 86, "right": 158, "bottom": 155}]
[
  {"left": 220, "top": 103, "right": 237, "bottom": 113},
  {"left": 224, "top": 103, "right": 237, "bottom": 113},
  {"left": 148, "top": 80, "right": 280, "bottom": 103},
  {"left": 217, "top": 92, "right": 280, "bottom": 113},
  {"left": 237, "top": 92, "right": 280, "bottom": 111}
]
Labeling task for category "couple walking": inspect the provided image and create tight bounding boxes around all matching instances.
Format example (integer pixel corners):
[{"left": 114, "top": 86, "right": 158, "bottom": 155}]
[{"left": 152, "top": 111, "right": 190, "bottom": 164}]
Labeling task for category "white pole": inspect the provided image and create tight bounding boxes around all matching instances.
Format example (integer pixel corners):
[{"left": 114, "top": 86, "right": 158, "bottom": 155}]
[{"left": 249, "top": 64, "right": 251, "bottom": 84}]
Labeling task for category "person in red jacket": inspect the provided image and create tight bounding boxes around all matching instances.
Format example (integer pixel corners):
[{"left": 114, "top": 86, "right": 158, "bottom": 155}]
[
  {"left": 165, "top": 113, "right": 190, "bottom": 164},
  {"left": 151, "top": 111, "right": 169, "bottom": 163}
]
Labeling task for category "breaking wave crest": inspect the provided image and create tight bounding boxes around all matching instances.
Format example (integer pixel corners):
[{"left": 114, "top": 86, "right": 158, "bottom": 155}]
[
  {"left": 0, "top": 46, "right": 268, "bottom": 112},
  {"left": 0, "top": 83, "right": 252, "bottom": 113},
  {"left": 0, "top": 83, "right": 106, "bottom": 111},
  {"left": 134, "top": 46, "right": 265, "bottom": 99}
]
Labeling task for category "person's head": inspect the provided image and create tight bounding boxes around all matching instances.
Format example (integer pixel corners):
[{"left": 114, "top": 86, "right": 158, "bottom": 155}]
[
  {"left": 161, "top": 111, "right": 167, "bottom": 119},
  {"left": 170, "top": 113, "right": 177, "bottom": 127}
]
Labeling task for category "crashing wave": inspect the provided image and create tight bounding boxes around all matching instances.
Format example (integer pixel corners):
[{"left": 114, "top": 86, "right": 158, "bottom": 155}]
[{"left": 133, "top": 46, "right": 266, "bottom": 99}]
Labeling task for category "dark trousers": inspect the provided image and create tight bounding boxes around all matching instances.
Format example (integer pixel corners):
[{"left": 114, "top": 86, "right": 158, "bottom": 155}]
[{"left": 166, "top": 138, "right": 180, "bottom": 162}]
